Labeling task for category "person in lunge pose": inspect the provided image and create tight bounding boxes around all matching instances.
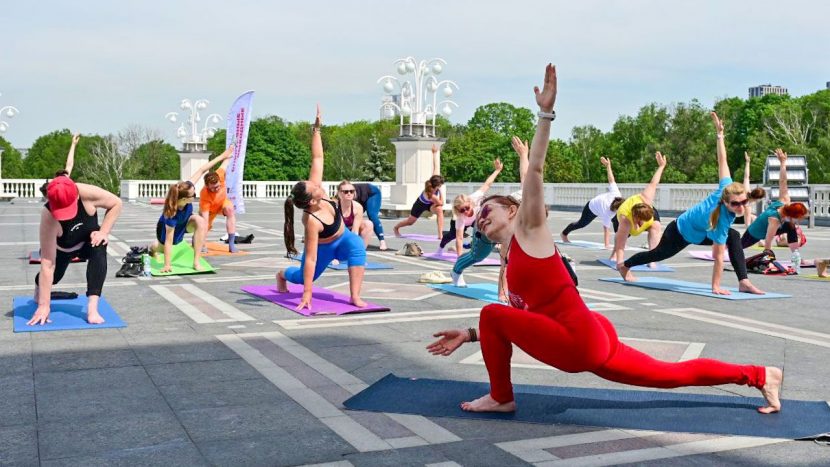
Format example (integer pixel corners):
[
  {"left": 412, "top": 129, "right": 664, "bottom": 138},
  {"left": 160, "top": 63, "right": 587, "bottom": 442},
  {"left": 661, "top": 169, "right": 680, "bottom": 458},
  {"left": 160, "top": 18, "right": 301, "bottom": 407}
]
[
  {"left": 560, "top": 156, "right": 621, "bottom": 249},
  {"left": 31, "top": 175, "right": 123, "bottom": 325},
  {"left": 199, "top": 145, "right": 240, "bottom": 252},
  {"left": 449, "top": 136, "right": 528, "bottom": 291},
  {"left": 277, "top": 106, "right": 367, "bottom": 310},
  {"left": 336, "top": 180, "right": 374, "bottom": 249},
  {"left": 393, "top": 144, "right": 445, "bottom": 239},
  {"left": 610, "top": 152, "right": 666, "bottom": 267},
  {"left": 150, "top": 180, "right": 208, "bottom": 273},
  {"left": 741, "top": 149, "right": 808, "bottom": 255},
  {"left": 351, "top": 182, "right": 388, "bottom": 251},
  {"left": 618, "top": 112, "right": 765, "bottom": 295},
  {"left": 426, "top": 64, "right": 782, "bottom": 415},
  {"left": 436, "top": 157, "right": 503, "bottom": 257}
]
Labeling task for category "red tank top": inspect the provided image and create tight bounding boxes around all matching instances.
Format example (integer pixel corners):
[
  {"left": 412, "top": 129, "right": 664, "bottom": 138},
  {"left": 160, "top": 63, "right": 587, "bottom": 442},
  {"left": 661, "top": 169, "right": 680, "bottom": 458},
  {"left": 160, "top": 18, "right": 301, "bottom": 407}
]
[{"left": 506, "top": 236, "right": 583, "bottom": 312}]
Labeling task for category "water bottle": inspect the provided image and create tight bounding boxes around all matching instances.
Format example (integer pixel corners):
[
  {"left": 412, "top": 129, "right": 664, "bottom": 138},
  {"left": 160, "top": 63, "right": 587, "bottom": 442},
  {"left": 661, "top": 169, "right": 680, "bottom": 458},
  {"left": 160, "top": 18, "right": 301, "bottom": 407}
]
[
  {"left": 791, "top": 250, "right": 801, "bottom": 275},
  {"left": 142, "top": 254, "right": 152, "bottom": 277}
]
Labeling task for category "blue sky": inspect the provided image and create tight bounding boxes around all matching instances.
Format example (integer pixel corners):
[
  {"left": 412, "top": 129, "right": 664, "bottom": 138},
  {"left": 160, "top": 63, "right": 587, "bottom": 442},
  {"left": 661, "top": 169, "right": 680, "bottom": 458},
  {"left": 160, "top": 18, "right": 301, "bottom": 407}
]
[{"left": 2, "top": 0, "right": 829, "bottom": 149}]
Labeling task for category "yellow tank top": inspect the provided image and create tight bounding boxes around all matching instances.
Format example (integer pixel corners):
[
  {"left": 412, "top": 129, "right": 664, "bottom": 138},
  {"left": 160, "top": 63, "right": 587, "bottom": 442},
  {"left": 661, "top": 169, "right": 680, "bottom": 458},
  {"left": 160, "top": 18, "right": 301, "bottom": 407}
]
[{"left": 615, "top": 194, "right": 654, "bottom": 236}]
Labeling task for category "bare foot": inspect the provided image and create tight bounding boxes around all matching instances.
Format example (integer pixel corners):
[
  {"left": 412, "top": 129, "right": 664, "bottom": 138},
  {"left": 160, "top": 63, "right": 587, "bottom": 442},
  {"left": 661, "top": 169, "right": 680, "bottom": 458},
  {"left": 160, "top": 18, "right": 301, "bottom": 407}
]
[
  {"left": 87, "top": 310, "right": 105, "bottom": 325},
  {"left": 460, "top": 393, "right": 516, "bottom": 413},
  {"left": 758, "top": 366, "right": 783, "bottom": 414},
  {"left": 738, "top": 279, "right": 765, "bottom": 295},
  {"left": 648, "top": 262, "right": 657, "bottom": 269},
  {"left": 393, "top": 227, "right": 401, "bottom": 237},
  {"left": 351, "top": 297, "right": 367, "bottom": 308},
  {"left": 617, "top": 263, "right": 636, "bottom": 281},
  {"left": 193, "top": 261, "right": 203, "bottom": 271},
  {"left": 276, "top": 271, "right": 289, "bottom": 293},
  {"left": 379, "top": 240, "right": 388, "bottom": 251},
  {"left": 560, "top": 233, "right": 570, "bottom": 243}
]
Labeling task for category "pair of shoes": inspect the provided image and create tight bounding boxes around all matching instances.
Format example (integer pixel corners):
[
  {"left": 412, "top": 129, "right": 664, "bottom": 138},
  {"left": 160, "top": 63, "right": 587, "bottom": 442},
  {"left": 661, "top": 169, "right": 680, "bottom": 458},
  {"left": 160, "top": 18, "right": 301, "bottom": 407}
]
[
  {"left": 116, "top": 262, "right": 142, "bottom": 278},
  {"left": 418, "top": 271, "right": 452, "bottom": 284},
  {"left": 451, "top": 271, "right": 467, "bottom": 287},
  {"left": 130, "top": 245, "right": 149, "bottom": 255},
  {"left": 223, "top": 233, "right": 255, "bottom": 244},
  {"left": 396, "top": 242, "right": 423, "bottom": 257}
]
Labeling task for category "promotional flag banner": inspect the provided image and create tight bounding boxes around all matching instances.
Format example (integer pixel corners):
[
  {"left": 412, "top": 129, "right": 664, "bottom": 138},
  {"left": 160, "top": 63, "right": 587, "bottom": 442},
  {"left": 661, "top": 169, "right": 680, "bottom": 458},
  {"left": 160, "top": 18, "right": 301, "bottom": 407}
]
[{"left": 225, "top": 91, "right": 254, "bottom": 214}]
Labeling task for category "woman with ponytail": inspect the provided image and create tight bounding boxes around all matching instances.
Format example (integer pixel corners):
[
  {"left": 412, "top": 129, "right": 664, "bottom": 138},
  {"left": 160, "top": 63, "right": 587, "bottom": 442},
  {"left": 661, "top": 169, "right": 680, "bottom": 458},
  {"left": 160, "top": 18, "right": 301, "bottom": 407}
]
[
  {"left": 561, "top": 155, "right": 622, "bottom": 249},
  {"left": 742, "top": 149, "right": 808, "bottom": 254},
  {"left": 277, "top": 106, "right": 367, "bottom": 310},
  {"left": 618, "top": 112, "right": 764, "bottom": 295},
  {"left": 150, "top": 180, "right": 207, "bottom": 273},
  {"left": 393, "top": 144, "right": 445, "bottom": 239}
]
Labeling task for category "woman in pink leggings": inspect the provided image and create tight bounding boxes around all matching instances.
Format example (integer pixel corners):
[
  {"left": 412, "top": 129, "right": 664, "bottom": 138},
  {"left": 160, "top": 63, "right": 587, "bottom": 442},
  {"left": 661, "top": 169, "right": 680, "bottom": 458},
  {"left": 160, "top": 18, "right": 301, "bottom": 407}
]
[{"left": 427, "top": 64, "right": 782, "bottom": 415}]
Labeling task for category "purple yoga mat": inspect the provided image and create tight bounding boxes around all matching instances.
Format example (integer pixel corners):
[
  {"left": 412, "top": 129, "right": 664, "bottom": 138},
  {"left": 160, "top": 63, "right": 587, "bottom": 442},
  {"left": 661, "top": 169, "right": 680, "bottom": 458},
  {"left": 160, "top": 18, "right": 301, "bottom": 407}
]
[
  {"left": 422, "top": 251, "right": 501, "bottom": 266},
  {"left": 241, "top": 284, "right": 390, "bottom": 316},
  {"left": 398, "top": 233, "right": 441, "bottom": 242}
]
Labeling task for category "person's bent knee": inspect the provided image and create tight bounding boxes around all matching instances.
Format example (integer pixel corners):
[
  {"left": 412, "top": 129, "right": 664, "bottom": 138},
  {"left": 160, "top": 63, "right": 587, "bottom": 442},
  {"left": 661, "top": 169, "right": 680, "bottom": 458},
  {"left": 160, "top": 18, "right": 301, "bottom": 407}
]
[{"left": 284, "top": 266, "right": 303, "bottom": 284}]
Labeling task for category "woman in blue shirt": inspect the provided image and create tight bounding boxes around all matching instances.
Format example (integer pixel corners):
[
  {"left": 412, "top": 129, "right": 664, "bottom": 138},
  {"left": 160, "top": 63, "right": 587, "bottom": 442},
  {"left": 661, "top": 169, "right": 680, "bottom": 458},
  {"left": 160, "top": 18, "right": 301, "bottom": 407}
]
[
  {"left": 618, "top": 112, "right": 765, "bottom": 295},
  {"left": 150, "top": 181, "right": 207, "bottom": 273},
  {"left": 741, "top": 149, "right": 809, "bottom": 253}
]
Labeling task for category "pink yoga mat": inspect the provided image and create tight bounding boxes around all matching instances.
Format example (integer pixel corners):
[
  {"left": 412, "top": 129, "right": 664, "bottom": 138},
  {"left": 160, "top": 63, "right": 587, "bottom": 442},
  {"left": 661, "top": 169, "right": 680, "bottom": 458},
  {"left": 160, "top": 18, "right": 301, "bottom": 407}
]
[
  {"left": 688, "top": 250, "right": 729, "bottom": 262},
  {"left": 241, "top": 284, "right": 390, "bottom": 316},
  {"left": 398, "top": 233, "right": 441, "bottom": 242},
  {"left": 422, "top": 251, "right": 501, "bottom": 266}
]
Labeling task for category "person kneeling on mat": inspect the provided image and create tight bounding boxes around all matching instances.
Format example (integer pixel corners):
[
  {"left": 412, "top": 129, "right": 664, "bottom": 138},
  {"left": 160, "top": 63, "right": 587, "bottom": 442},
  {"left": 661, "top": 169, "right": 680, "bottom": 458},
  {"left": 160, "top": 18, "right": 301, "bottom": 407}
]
[
  {"left": 276, "top": 106, "right": 367, "bottom": 310},
  {"left": 150, "top": 181, "right": 207, "bottom": 273},
  {"left": 31, "top": 175, "right": 123, "bottom": 325},
  {"left": 427, "top": 63, "right": 782, "bottom": 415}
]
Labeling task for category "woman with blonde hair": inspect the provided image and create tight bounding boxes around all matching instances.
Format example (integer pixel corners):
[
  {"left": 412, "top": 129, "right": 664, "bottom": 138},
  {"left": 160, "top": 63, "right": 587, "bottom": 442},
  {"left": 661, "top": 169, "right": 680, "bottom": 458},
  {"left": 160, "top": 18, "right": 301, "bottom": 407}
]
[
  {"left": 393, "top": 145, "right": 445, "bottom": 239},
  {"left": 336, "top": 180, "right": 374, "bottom": 248},
  {"left": 618, "top": 112, "right": 765, "bottom": 295}
]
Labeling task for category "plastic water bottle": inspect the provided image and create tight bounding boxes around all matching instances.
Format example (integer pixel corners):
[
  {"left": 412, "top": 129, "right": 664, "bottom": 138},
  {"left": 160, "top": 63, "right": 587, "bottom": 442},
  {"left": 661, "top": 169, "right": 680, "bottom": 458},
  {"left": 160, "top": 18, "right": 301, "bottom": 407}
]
[
  {"left": 791, "top": 250, "right": 801, "bottom": 275},
  {"left": 142, "top": 254, "right": 152, "bottom": 277}
]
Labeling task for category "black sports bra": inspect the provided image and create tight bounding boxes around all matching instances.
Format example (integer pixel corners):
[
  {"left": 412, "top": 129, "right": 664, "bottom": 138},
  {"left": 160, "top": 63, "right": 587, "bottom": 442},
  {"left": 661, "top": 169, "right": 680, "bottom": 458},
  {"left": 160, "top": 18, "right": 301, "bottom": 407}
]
[
  {"left": 305, "top": 199, "right": 342, "bottom": 239},
  {"left": 46, "top": 197, "right": 100, "bottom": 249}
]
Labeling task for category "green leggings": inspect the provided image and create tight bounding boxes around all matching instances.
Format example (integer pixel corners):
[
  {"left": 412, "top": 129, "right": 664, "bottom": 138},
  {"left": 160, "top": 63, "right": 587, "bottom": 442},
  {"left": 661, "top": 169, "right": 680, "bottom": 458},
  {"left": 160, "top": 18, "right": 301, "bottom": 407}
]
[{"left": 452, "top": 226, "right": 497, "bottom": 274}]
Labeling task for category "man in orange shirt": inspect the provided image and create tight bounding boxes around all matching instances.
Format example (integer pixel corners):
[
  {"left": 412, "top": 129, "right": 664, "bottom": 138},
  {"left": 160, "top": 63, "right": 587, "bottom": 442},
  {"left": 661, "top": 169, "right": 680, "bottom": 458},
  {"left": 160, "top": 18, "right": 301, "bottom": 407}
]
[{"left": 199, "top": 147, "right": 239, "bottom": 253}]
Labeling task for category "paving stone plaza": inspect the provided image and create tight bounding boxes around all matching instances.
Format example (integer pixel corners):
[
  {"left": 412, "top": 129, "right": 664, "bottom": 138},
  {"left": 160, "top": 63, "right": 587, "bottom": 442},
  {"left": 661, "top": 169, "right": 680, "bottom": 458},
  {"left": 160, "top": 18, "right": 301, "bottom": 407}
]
[{"left": 2, "top": 198, "right": 829, "bottom": 466}]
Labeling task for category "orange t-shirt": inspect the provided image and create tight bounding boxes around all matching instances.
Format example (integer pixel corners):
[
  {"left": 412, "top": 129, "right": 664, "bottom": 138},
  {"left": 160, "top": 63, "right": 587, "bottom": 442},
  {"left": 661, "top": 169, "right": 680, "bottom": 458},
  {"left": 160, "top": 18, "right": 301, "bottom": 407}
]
[{"left": 199, "top": 168, "right": 228, "bottom": 213}]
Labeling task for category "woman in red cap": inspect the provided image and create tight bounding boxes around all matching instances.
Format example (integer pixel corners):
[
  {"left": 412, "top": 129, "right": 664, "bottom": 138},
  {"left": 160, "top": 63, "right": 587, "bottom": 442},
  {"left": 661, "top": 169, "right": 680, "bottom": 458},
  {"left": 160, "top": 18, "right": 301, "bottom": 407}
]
[{"left": 30, "top": 174, "right": 122, "bottom": 325}]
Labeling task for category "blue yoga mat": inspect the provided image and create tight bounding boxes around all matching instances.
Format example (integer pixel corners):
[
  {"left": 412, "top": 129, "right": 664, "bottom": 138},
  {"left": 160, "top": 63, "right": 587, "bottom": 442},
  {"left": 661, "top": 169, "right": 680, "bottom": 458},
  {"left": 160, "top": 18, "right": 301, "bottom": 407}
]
[
  {"left": 599, "top": 277, "right": 791, "bottom": 300},
  {"left": 13, "top": 296, "right": 126, "bottom": 332},
  {"left": 327, "top": 261, "right": 392, "bottom": 271},
  {"left": 344, "top": 374, "right": 830, "bottom": 440},
  {"left": 430, "top": 283, "right": 501, "bottom": 304},
  {"left": 597, "top": 258, "right": 674, "bottom": 272}
]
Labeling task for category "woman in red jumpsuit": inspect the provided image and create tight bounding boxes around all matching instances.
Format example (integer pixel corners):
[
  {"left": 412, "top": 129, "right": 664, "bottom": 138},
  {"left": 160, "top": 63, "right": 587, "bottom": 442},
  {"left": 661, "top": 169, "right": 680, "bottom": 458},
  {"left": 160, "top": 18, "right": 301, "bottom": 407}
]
[{"left": 427, "top": 64, "right": 782, "bottom": 415}]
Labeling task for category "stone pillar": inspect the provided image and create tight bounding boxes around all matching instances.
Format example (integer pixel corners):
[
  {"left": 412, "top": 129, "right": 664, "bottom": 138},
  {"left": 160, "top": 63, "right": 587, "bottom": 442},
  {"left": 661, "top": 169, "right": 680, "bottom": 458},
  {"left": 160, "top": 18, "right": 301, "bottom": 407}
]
[
  {"left": 179, "top": 151, "right": 211, "bottom": 193},
  {"left": 388, "top": 137, "right": 445, "bottom": 210}
]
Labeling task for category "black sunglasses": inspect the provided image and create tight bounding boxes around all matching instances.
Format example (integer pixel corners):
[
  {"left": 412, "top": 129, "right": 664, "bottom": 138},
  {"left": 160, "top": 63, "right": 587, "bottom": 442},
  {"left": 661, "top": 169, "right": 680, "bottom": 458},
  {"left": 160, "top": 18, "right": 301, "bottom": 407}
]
[
  {"left": 340, "top": 189, "right": 355, "bottom": 194},
  {"left": 728, "top": 199, "right": 749, "bottom": 208}
]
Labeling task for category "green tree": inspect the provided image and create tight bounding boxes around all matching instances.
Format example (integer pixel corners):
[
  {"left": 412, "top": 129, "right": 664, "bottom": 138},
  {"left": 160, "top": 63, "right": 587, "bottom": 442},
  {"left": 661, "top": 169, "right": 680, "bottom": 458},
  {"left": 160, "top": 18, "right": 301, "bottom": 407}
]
[
  {"left": 127, "top": 140, "right": 180, "bottom": 179},
  {"left": 364, "top": 135, "right": 394, "bottom": 181},
  {"left": 545, "top": 139, "right": 582, "bottom": 182},
  {"left": 441, "top": 127, "right": 510, "bottom": 182},
  {"left": 0, "top": 136, "right": 24, "bottom": 178},
  {"left": 24, "top": 130, "right": 105, "bottom": 184},
  {"left": 468, "top": 103, "right": 535, "bottom": 140}
]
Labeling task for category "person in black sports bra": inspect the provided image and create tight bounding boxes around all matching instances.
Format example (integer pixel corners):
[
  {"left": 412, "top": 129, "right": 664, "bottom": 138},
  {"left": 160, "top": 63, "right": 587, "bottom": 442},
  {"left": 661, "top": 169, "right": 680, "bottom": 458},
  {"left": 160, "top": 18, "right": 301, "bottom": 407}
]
[
  {"left": 30, "top": 175, "right": 123, "bottom": 325},
  {"left": 276, "top": 106, "right": 368, "bottom": 311}
]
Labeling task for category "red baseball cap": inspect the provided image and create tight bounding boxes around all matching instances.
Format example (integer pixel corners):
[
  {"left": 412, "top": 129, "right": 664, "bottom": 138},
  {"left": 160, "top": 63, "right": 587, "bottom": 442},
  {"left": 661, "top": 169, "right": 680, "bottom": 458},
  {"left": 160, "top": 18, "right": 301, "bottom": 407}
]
[{"left": 47, "top": 176, "right": 79, "bottom": 221}]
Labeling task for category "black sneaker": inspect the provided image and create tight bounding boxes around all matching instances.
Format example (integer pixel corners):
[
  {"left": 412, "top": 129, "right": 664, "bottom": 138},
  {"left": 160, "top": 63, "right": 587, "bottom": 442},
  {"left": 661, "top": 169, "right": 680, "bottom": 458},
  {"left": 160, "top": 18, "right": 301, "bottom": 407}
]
[{"left": 115, "top": 262, "right": 131, "bottom": 277}]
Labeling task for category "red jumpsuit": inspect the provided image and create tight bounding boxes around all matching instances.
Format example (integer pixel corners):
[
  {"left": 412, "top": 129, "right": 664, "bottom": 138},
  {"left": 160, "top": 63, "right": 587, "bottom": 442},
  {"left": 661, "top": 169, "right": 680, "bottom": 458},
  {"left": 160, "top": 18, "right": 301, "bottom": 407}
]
[{"left": 479, "top": 237, "right": 766, "bottom": 403}]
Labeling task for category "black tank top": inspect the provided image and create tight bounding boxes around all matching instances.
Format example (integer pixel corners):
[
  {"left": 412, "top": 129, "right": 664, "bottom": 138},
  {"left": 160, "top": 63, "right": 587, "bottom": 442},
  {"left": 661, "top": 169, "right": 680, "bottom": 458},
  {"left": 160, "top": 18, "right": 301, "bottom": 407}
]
[
  {"left": 46, "top": 198, "right": 100, "bottom": 249},
  {"left": 353, "top": 183, "right": 372, "bottom": 206},
  {"left": 305, "top": 199, "right": 342, "bottom": 239}
]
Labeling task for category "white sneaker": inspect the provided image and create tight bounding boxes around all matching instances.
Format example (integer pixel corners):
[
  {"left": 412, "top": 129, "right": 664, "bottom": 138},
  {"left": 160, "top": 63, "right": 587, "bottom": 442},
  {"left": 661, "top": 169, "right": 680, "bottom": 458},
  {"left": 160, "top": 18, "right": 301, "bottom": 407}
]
[
  {"left": 435, "top": 247, "right": 444, "bottom": 256},
  {"left": 451, "top": 271, "right": 467, "bottom": 287}
]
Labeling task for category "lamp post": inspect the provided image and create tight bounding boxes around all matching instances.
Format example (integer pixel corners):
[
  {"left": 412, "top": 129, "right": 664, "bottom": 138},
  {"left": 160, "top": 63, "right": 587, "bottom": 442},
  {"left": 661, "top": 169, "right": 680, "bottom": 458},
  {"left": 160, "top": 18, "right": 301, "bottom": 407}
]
[
  {"left": 377, "top": 57, "right": 459, "bottom": 138},
  {"left": 0, "top": 92, "right": 20, "bottom": 135},
  {"left": 165, "top": 98, "right": 222, "bottom": 153}
]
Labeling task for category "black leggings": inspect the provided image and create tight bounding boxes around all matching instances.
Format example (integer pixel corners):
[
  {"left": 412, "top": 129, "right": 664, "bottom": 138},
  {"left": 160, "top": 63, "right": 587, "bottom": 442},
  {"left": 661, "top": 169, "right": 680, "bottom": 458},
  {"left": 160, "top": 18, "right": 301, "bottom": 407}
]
[
  {"left": 562, "top": 203, "right": 597, "bottom": 236},
  {"left": 36, "top": 242, "right": 108, "bottom": 296},
  {"left": 740, "top": 222, "right": 797, "bottom": 249},
  {"left": 624, "top": 221, "right": 748, "bottom": 281},
  {"left": 439, "top": 219, "right": 470, "bottom": 248}
]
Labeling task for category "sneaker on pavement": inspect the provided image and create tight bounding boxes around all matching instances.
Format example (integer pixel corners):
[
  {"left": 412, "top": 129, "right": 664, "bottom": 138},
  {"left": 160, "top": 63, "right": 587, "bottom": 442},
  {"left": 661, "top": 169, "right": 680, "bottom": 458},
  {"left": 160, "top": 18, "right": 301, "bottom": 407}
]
[{"left": 451, "top": 271, "right": 467, "bottom": 287}]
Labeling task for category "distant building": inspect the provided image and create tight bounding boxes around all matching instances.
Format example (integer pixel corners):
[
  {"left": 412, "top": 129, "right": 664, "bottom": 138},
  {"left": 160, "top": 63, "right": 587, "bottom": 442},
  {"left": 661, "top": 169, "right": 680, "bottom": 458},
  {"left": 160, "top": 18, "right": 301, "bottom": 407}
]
[
  {"left": 748, "top": 84, "right": 788, "bottom": 98},
  {"left": 380, "top": 94, "right": 401, "bottom": 120},
  {"left": 826, "top": 81, "right": 829, "bottom": 90}
]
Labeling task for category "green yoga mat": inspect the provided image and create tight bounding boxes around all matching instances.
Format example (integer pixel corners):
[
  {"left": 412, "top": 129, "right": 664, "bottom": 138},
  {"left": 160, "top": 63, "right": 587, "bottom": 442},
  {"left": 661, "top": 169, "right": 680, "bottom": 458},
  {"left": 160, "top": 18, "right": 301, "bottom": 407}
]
[{"left": 150, "top": 243, "right": 216, "bottom": 276}]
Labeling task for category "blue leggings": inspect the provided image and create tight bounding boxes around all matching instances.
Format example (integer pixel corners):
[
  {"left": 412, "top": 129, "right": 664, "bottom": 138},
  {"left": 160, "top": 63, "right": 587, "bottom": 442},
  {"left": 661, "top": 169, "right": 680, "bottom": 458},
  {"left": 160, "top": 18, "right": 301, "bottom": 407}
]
[
  {"left": 364, "top": 185, "right": 385, "bottom": 241},
  {"left": 453, "top": 226, "right": 496, "bottom": 274},
  {"left": 285, "top": 229, "right": 367, "bottom": 284}
]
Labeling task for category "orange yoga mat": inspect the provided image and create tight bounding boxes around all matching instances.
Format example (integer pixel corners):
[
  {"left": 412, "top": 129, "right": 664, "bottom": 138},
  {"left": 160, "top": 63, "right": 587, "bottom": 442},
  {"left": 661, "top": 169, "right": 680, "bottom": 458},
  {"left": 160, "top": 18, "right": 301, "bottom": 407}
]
[{"left": 202, "top": 242, "right": 249, "bottom": 256}]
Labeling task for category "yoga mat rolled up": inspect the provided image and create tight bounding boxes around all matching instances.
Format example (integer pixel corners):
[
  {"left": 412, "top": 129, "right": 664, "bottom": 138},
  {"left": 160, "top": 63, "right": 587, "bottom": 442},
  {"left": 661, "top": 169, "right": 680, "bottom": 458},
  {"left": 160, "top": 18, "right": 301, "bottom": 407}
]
[
  {"left": 150, "top": 243, "right": 215, "bottom": 276},
  {"left": 344, "top": 374, "right": 830, "bottom": 440}
]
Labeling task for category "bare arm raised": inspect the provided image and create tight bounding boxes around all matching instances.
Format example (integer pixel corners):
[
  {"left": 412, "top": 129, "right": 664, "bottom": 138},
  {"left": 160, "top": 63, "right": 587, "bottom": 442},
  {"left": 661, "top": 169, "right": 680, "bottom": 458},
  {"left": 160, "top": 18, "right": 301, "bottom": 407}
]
[
  {"left": 478, "top": 158, "right": 504, "bottom": 194},
  {"left": 65, "top": 133, "right": 80, "bottom": 176},
  {"left": 775, "top": 148, "right": 790, "bottom": 204},
  {"left": 511, "top": 136, "right": 530, "bottom": 184},
  {"left": 309, "top": 105, "right": 324, "bottom": 185},
  {"left": 711, "top": 112, "right": 730, "bottom": 180},
  {"left": 640, "top": 152, "right": 667, "bottom": 205},
  {"left": 601, "top": 156, "right": 615, "bottom": 186},
  {"left": 188, "top": 145, "right": 235, "bottom": 185}
]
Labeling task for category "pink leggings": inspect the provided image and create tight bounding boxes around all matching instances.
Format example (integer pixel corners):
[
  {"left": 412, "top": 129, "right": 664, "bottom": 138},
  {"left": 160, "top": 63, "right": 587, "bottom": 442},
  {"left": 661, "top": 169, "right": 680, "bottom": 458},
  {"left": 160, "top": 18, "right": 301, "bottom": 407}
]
[{"left": 478, "top": 303, "right": 766, "bottom": 403}]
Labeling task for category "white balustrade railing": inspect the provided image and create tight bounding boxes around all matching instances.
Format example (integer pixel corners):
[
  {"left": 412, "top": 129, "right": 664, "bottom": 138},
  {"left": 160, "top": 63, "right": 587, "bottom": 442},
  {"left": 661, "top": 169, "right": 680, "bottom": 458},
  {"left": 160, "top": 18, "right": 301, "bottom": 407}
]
[{"left": 5, "top": 178, "right": 830, "bottom": 223}]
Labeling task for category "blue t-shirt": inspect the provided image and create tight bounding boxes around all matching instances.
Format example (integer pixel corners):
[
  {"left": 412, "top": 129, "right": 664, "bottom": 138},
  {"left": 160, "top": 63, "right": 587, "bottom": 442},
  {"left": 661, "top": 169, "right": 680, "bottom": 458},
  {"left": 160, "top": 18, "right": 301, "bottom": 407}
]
[
  {"left": 156, "top": 203, "right": 193, "bottom": 245},
  {"left": 676, "top": 177, "right": 736, "bottom": 245},
  {"left": 746, "top": 201, "right": 783, "bottom": 239}
]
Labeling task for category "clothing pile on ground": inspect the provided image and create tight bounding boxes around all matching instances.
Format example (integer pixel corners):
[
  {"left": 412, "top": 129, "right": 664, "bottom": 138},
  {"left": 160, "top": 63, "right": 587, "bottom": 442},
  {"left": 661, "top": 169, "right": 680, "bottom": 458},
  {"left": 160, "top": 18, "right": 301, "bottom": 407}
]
[{"left": 115, "top": 245, "right": 149, "bottom": 278}]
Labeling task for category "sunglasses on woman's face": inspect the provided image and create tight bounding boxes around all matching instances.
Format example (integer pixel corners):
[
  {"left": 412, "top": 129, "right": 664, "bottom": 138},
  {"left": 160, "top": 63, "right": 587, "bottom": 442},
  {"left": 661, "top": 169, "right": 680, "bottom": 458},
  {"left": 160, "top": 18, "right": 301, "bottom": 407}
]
[
  {"left": 478, "top": 203, "right": 507, "bottom": 220},
  {"left": 340, "top": 189, "right": 355, "bottom": 194},
  {"left": 728, "top": 198, "right": 749, "bottom": 208},
  {"left": 458, "top": 205, "right": 471, "bottom": 214}
]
